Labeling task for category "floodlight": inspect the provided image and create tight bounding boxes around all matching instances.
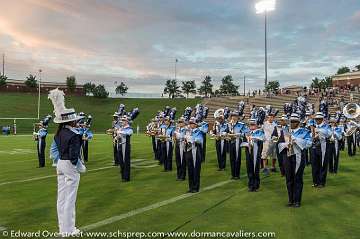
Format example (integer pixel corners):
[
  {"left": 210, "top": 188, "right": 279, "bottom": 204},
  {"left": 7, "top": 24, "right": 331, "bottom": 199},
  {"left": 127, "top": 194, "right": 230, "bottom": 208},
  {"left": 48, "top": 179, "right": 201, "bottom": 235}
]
[{"left": 255, "top": 0, "right": 276, "bottom": 14}]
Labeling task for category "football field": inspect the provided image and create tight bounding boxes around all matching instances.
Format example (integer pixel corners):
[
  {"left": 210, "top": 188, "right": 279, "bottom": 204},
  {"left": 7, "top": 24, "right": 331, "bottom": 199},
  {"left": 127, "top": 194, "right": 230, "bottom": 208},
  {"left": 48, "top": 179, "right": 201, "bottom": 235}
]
[{"left": 0, "top": 134, "right": 359, "bottom": 239}]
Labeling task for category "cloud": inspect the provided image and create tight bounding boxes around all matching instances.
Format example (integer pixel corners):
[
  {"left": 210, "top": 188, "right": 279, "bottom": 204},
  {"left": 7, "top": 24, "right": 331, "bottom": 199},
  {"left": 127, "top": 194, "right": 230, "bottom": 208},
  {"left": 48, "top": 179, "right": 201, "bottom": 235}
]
[{"left": 0, "top": 0, "right": 359, "bottom": 93}]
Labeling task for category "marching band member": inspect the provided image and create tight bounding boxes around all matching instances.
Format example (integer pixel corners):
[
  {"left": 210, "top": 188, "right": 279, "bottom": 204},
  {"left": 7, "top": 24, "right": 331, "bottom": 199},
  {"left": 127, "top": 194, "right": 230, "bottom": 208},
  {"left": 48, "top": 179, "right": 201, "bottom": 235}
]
[
  {"left": 48, "top": 89, "right": 86, "bottom": 236},
  {"left": 195, "top": 104, "right": 209, "bottom": 162},
  {"left": 160, "top": 116, "right": 175, "bottom": 171},
  {"left": 338, "top": 117, "right": 346, "bottom": 151},
  {"left": 244, "top": 118, "right": 264, "bottom": 192},
  {"left": 279, "top": 113, "right": 312, "bottom": 207},
  {"left": 274, "top": 115, "right": 289, "bottom": 177},
  {"left": 174, "top": 117, "right": 187, "bottom": 180},
  {"left": 184, "top": 117, "right": 204, "bottom": 193},
  {"left": 311, "top": 112, "right": 332, "bottom": 188},
  {"left": 157, "top": 114, "right": 166, "bottom": 165},
  {"left": 111, "top": 112, "right": 121, "bottom": 166},
  {"left": 79, "top": 114, "right": 93, "bottom": 162},
  {"left": 304, "top": 111, "right": 316, "bottom": 165},
  {"left": 197, "top": 117, "right": 209, "bottom": 162},
  {"left": 328, "top": 116, "right": 343, "bottom": 174},
  {"left": 33, "top": 115, "right": 51, "bottom": 168},
  {"left": 345, "top": 119, "right": 357, "bottom": 156},
  {"left": 210, "top": 109, "right": 229, "bottom": 171},
  {"left": 146, "top": 117, "right": 159, "bottom": 160},
  {"left": 261, "top": 111, "right": 277, "bottom": 175},
  {"left": 116, "top": 116, "right": 134, "bottom": 182},
  {"left": 228, "top": 110, "right": 249, "bottom": 180}
]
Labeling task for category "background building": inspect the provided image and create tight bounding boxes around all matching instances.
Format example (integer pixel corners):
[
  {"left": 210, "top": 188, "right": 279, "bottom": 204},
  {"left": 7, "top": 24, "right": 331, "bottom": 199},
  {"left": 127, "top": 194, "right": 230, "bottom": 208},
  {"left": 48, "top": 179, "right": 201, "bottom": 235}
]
[
  {"left": 0, "top": 79, "right": 85, "bottom": 96},
  {"left": 332, "top": 71, "right": 360, "bottom": 88}
]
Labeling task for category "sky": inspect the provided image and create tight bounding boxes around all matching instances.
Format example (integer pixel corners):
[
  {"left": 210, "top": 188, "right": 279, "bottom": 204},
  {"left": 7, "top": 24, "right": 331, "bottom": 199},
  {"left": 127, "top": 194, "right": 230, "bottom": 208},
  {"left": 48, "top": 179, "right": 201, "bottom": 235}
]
[{"left": 0, "top": 0, "right": 359, "bottom": 96}]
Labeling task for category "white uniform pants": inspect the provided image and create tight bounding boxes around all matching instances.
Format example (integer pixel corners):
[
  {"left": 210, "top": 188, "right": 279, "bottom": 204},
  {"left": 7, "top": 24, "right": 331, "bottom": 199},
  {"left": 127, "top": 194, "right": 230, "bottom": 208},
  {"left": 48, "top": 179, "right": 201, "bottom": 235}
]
[{"left": 57, "top": 160, "right": 80, "bottom": 234}]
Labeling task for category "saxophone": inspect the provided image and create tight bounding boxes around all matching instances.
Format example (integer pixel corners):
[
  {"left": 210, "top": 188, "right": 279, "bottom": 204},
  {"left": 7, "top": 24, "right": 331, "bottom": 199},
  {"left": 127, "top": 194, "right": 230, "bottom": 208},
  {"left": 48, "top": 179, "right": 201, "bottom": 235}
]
[
  {"left": 286, "top": 129, "right": 295, "bottom": 157},
  {"left": 227, "top": 121, "right": 237, "bottom": 141}
]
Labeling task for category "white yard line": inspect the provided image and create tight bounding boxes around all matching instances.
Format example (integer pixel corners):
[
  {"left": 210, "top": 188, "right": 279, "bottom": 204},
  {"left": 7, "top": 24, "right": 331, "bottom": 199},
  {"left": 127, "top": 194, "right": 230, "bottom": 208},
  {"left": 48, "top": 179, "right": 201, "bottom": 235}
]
[
  {"left": 81, "top": 180, "right": 234, "bottom": 231},
  {"left": 132, "top": 164, "right": 158, "bottom": 168},
  {"left": 0, "top": 159, "right": 148, "bottom": 187},
  {"left": 0, "top": 153, "right": 119, "bottom": 164}
]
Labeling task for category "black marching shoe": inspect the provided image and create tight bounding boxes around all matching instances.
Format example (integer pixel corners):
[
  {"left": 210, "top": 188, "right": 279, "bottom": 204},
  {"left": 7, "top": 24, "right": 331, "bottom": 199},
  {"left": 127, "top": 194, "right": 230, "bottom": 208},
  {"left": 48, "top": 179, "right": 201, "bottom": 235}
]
[
  {"left": 287, "top": 202, "right": 294, "bottom": 207},
  {"left": 294, "top": 202, "right": 301, "bottom": 208}
]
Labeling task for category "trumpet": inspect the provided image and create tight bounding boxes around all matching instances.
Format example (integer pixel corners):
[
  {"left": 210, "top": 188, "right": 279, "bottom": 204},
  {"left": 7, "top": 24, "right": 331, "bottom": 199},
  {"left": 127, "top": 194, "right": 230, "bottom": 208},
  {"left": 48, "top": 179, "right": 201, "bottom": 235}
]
[
  {"left": 247, "top": 135, "right": 254, "bottom": 150},
  {"left": 271, "top": 136, "right": 279, "bottom": 143},
  {"left": 106, "top": 128, "right": 115, "bottom": 135},
  {"left": 32, "top": 132, "right": 39, "bottom": 141},
  {"left": 226, "top": 133, "right": 238, "bottom": 140},
  {"left": 157, "top": 134, "right": 171, "bottom": 141},
  {"left": 209, "top": 133, "right": 229, "bottom": 140},
  {"left": 145, "top": 130, "right": 158, "bottom": 137},
  {"left": 32, "top": 123, "right": 39, "bottom": 141}
]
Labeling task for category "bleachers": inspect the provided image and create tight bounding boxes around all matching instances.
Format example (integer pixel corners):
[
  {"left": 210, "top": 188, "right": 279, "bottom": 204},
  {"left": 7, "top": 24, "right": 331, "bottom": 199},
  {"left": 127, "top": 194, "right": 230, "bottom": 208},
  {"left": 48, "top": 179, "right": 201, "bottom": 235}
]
[{"left": 202, "top": 91, "right": 360, "bottom": 123}]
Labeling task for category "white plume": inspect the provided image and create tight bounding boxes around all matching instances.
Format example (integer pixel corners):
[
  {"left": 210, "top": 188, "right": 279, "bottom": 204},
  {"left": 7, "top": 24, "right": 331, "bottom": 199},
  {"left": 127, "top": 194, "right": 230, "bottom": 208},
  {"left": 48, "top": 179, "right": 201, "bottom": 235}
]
[{"left": 48, "top": 88, "right": 66, "bottom": 119}]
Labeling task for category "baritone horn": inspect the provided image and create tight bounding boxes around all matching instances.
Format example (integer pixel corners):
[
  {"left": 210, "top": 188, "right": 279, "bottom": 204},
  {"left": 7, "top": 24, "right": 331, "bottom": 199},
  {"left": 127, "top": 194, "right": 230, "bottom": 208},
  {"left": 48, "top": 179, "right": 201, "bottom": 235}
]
[
  {"left": 343, "top": 103, "right": 360, "bottom": 119},
  {"left": 343, "top": 103, "right": 359, "bottom": 137}
]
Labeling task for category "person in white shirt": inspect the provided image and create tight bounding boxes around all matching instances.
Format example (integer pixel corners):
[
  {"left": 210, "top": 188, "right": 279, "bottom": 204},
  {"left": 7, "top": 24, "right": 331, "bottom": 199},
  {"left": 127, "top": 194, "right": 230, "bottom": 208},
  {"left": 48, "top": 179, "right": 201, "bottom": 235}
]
[{"left": 261, "top": 112, "right": 277, "bottom": 175}]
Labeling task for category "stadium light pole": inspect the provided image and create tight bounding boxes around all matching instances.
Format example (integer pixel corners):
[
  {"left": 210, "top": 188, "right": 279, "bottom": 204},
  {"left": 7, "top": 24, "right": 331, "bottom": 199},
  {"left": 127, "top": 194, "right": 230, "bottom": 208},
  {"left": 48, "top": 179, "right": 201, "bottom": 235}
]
[
  {"left": 255, "top": 0, "right": 276, "bottom": 88},
  {"left": 37, "top": 69, "right": 42, "bottom": 119},
  {"left": 175, "top": 58, "right": 178, "bottom": 81}
]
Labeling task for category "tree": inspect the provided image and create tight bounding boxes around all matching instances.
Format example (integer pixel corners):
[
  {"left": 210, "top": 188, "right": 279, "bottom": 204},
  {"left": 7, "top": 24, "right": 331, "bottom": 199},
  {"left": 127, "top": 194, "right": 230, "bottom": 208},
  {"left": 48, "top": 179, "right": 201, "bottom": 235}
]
[
  {"left": 181, "top": 80, "right": 196, "bottom": 98},
  {"left": 83, "top": 82, "right": 96, "bottom": 95},
  {"left": 219, "top": 75, "right": 239, "bottom": 95},
  {"left": 198, "top": 75, "right": 213, "bottom": 97},
  {"left": 92, "top": 84, "right": 109, "bottom": 98},
  {"left": 355, "top": 65, "right": 360, "bottom": 71},
  {"left": 66, "top": 75, "right": 76, "bottom": 92},
  {"left": 320, "top": 76, "right": 332, "bottom": 89},
  {"left": 163, "top": 79, "right": 181, "bottom": 99},
  {"left": 25, "top": 74, "right": 37, "bottom": 88},
  {"left": 311, "top": 77, "right": 321, "bottom": 89},
  {"left": 311, "top": 76, "right": 332, "bottom": 89},
  {"left": 337, "top": 66, "right": 350, "bottom": 75},
  {"left": 115, "top": 82, "right": 129, "bottom": 96},
  {"left": 0, "top": 75, "right": 7, "bottom": 86},
  {"left": 265, "top": 80, "right": 280, "bottom": 92}
]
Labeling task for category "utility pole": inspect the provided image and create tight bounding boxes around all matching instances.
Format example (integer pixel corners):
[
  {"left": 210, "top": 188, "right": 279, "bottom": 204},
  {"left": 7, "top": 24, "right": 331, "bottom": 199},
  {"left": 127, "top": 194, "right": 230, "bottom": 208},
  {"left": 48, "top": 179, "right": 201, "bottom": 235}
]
[
  {"left": 243, "top": 76, "right": 246, "bottom": 96},
  {"left": 2, "top": 53, "right": 4, "bottom": 76},
  {"left": 37, "top": 69, "right": 42, "bottom": 119},
  {"left": 175, "top": 58, "right": 178, "bottom": 81},
  {"left": 264, "top": 11, "right": 268, "bottom": 88}
]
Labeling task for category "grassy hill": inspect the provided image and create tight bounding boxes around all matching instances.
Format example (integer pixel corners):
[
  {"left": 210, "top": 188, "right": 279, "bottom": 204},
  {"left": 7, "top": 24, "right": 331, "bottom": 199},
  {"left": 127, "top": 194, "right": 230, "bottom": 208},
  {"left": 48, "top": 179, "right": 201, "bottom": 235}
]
[{"left": 0, "top": 93, "right": 200, "bottom": 134}]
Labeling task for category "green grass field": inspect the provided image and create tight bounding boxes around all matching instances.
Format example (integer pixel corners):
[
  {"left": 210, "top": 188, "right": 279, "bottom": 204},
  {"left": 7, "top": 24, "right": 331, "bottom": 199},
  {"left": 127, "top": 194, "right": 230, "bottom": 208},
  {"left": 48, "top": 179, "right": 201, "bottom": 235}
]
[
  {"left": 0, "top": 134, "right": 359, "bottom": 239},
  {"left": 0, "top": 93, "right": 200, "bottom": 134}
]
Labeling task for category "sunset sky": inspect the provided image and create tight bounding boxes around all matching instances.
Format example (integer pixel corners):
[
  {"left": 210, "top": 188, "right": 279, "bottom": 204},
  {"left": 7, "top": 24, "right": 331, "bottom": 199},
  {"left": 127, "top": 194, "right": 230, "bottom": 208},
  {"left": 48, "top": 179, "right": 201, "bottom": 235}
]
[{"left": 0, "top": 0, "right": 359, "bottom": 95}]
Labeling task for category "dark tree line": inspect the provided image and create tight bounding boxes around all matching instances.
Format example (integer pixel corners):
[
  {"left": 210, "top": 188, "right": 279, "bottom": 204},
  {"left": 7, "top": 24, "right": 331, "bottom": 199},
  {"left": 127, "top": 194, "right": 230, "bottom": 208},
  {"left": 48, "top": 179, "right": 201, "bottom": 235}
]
[{"left": 163, "top": 75, "right": 241, "bottom": 98}]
